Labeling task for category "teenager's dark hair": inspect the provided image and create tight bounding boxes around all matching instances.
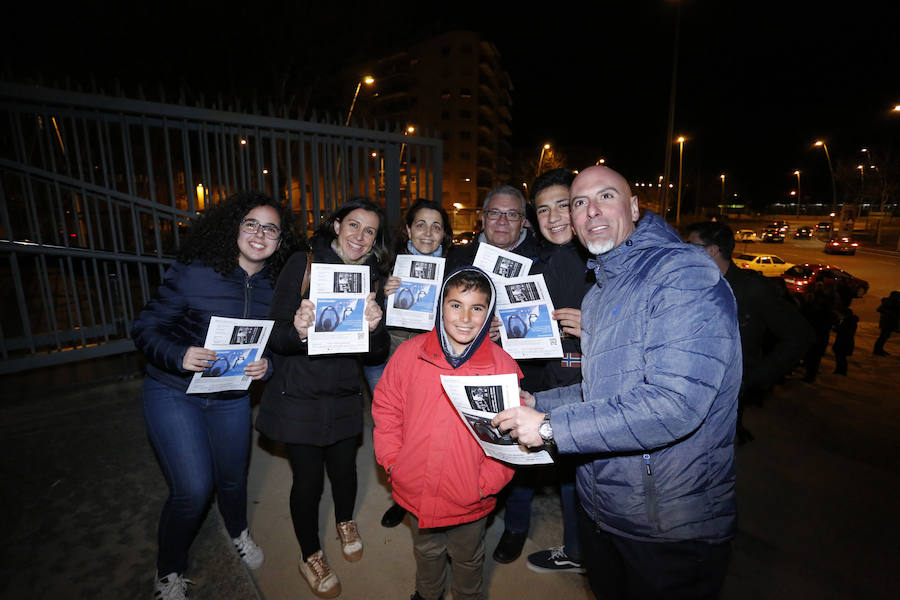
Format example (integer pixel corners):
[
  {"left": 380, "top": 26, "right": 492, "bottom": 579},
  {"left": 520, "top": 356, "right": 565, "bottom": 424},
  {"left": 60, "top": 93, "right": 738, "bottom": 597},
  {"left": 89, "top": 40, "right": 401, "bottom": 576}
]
[
  {"left": 443, "top": 270, "right": 492, "bottom": 301},
  {"left": 531, "top": 167, "right": 575, "bottom": 201},
  {"left": 177, "top": 191, "right": 301, "bottom": 280},
  {"left": 314, "top": 197, "right": 389, "bottom": 269},
  {"left": 686, "top": 221, "right": 736, "bottom": 260},
  {"left": 392, "top": 198, "right": 454, "bottom": 255}
]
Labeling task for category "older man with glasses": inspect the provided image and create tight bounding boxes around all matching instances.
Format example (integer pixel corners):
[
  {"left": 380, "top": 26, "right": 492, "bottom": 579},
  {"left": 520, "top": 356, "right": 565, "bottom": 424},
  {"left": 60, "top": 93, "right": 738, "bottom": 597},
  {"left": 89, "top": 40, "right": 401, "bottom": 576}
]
[{"left": 446, "top": 184, "right": 540, "bottom": 272}]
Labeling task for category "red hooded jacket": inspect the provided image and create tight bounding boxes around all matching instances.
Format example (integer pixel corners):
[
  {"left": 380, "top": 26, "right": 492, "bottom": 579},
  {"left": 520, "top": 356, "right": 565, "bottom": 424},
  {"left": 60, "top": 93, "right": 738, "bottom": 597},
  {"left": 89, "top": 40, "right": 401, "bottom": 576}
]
[{"left": 372, "top": 329, "right": 520, "bottom": 528}]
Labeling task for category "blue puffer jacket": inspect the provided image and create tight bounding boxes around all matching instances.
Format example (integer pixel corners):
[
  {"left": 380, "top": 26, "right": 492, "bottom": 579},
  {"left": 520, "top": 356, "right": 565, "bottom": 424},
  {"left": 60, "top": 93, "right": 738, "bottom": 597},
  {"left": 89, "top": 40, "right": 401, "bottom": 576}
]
[
  {"left": 535, "top": 211, "right": 741, "bottom": 543},
  {"left": 131, "top": 261, "right": 275, "bottom": 398}
]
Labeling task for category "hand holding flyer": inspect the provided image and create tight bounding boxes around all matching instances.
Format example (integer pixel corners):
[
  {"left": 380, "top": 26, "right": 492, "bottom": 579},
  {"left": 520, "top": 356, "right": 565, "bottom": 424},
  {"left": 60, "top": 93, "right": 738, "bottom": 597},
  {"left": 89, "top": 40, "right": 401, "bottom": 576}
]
[
  {"left": 495, "top": 274, "right": 564, "bottom": 359},
  {"left": 307, "top": 263, "right": 371, "bottom": 355},
  {"left": 186, "top": 316, "right": 274, "bottom": 394},
  {"left": 385, "top": 255, "right": 445, "bottom": 331},
  {"left": 440, "top": 373, "right": 553, "bottom": 465}
]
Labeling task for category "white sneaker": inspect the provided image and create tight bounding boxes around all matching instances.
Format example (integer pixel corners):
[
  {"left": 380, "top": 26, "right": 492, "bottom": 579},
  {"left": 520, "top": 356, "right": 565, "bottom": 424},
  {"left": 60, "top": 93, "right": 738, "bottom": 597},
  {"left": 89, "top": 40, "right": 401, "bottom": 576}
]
[
  {"left": 299, "top": 550, "right": 342, "bottom": 598},
  {"left": 232, "top": 528, "right": 265, "bottom": 569},
  {"left": 153, "top": 572, "right": 193, "bottom": 600}
]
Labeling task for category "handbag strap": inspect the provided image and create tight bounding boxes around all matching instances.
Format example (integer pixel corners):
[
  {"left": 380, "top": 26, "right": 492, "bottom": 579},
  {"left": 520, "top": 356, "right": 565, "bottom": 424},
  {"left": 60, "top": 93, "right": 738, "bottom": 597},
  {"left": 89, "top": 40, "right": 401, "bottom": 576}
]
[{"left": 300, "top": 252, "right": 313, "bottom": 298}]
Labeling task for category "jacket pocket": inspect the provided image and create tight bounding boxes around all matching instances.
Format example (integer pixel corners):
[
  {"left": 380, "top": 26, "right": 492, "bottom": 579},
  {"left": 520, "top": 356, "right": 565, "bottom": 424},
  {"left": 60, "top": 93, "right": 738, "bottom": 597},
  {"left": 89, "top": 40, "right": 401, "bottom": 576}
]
[{"left": 641, "top": 453, "right": 660, "bottom": 527}]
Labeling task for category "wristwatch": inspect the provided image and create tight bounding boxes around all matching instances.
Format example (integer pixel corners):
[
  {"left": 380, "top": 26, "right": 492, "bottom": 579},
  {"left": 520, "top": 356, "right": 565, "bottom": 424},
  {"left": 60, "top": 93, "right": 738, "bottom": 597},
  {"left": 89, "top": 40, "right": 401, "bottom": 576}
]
[{"left": 538, "top": 414, "right": 554, "bottom": 445}]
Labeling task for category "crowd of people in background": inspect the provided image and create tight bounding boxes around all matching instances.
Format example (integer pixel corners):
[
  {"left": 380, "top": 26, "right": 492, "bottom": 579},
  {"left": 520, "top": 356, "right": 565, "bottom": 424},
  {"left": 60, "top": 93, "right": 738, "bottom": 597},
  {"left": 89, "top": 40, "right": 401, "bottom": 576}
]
[{"left": 133, "top": 166, "right": 897, "bottom": 600}]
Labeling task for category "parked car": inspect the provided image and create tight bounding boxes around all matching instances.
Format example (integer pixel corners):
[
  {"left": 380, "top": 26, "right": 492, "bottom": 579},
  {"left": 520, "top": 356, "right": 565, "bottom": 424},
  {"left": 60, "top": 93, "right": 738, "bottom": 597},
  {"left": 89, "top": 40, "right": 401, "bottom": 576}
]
[
  {"left": 768, "top": 220, "right": 790, "bottom": 233},
  {"left": 733, "top": 252, "right": 794, "bottom": 277},
  {"left": 816, "top": 222, "right": 832, "bottom": 233},
  {"left": 794, "top": 226, "right": 813, "bottom": 239},
  {"left": 760, "top": 228, "right": 786, "bottom": 243},
  {"left": 781, "top": 263, "right": 869, "bottom": 297},
  {"left": 824, "top": 235, "right": 859, "bottom": 255},
  {"left": 452, "top": 230, "right": 477, "bottom": 246},
  {"left": 735, "top": 229, "right": 758, "bottom": 242}
]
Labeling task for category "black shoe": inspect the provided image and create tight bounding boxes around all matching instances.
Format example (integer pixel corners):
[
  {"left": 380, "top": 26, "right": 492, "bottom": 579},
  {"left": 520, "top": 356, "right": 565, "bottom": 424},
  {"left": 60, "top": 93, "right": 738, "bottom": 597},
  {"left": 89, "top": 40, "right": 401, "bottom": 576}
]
[
  {"left": 411, "top": 592, "right": 440, "bottom": 600},
  {"left": 493, "top": 529, "right": 527, "bottom": 563},
  {"left": 381, "top": 503, "right": 407, "bottom": 528}
]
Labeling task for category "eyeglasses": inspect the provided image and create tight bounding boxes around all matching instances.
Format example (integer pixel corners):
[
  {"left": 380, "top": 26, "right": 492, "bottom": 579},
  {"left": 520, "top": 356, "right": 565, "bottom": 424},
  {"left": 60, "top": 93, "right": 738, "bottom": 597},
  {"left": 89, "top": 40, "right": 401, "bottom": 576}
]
[
  {"left": 240, "top": 218, "right": 282, "bottom": 239},
  {"left": 484, "top": 209, "right": 523, "bottom": 222}
]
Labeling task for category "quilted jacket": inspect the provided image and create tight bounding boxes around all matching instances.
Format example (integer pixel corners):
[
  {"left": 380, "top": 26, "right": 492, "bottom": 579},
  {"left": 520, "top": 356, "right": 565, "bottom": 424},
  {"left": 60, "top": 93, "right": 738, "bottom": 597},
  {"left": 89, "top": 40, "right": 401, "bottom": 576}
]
[{"left": 535, "top": 211, "right": 742, "bottom": 543}]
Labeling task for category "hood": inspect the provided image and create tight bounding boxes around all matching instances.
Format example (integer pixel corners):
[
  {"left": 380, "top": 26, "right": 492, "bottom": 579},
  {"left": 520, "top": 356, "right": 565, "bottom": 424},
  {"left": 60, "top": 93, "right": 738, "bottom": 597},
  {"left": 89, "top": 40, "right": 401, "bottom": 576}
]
[
  {"left": 435, "top": 265, "right": 497, "bottom": 368},
  {"left": 586, "top": 210, "right": 685, "bottom": 286}
]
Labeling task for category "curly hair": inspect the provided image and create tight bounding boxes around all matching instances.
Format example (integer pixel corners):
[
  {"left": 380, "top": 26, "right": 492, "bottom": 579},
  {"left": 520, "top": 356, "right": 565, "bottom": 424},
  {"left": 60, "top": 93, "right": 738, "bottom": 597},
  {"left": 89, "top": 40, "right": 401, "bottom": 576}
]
[
  {"left": 391, "top": 198, "right": 454, "bottom": 256},
  {"left": 177, "top": 191, "right": 303, "bottom": 280}
]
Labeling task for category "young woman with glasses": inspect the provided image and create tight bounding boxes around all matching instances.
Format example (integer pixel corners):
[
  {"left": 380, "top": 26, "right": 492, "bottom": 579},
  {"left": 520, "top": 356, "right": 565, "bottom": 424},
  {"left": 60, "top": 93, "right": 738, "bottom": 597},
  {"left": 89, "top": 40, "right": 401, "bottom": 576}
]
[{"left": 131, "top": 191, "right": 300, "bottom": 600}]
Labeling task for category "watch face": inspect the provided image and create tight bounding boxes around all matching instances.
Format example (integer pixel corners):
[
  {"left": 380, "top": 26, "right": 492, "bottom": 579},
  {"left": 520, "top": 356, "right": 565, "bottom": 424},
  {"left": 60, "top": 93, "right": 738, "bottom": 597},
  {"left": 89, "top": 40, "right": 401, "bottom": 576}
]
[{"left": 539, "top": 420, "right": 552, "bottom": 440}]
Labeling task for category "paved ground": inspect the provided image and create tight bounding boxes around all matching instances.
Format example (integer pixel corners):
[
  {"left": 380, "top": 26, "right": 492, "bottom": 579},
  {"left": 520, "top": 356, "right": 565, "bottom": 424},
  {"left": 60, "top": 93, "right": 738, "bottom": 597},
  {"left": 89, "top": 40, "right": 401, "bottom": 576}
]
[{"left": 2, "top": 322, "right": 899, "bottom": 599}]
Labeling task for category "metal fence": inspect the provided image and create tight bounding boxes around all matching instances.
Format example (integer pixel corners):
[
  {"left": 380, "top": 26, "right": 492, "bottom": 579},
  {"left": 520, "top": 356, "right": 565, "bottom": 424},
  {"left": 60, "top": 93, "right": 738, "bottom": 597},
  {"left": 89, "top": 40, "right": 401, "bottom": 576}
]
[{"left": 0, "top": 82, "right": 442, "bottom": 374}]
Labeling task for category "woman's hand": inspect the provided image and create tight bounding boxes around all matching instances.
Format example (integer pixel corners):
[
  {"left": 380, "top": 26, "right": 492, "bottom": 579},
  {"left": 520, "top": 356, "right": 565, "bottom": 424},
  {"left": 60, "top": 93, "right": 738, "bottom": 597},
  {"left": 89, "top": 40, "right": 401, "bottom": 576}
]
[
  {"left": 244, "top": 357, "right": 268, "bottom": 380},
  {"left": 182, "top": 346, "right": 217, "bottom": 372},
  {"left": 364, "top": 292, "right": 383, "bottom": 331},
  {"left": 553, "top": 307, "right": 582, "bottom": 338},
  {"left": 383, "top": 276, "right": 402, "bottom": 297},
  {"left": 294, "top": 299, "right": 315, "bottom": 340}
]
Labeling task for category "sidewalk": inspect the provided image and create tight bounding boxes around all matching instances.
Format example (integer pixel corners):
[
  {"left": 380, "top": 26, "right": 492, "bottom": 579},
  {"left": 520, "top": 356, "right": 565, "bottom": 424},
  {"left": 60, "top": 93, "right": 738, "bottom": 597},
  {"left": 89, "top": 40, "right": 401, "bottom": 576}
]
[{"left": 1, "top": 322, "right": 898, "bottom": 599}]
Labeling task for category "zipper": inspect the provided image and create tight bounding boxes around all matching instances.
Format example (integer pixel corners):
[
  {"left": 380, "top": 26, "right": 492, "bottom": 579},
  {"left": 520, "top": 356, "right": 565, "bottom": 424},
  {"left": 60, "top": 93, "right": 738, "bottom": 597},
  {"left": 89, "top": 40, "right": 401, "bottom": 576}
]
[
  {"left": 641, "top": 453, "right": 660, "bottom": 527},
  {"left": 243, "top": 274, "right": 251, "bottom": 318}
]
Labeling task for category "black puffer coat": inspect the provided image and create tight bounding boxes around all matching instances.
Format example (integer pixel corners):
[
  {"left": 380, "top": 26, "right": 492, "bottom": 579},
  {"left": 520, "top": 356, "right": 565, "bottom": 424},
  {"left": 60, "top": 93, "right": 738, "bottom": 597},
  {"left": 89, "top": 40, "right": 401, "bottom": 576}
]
[{"left": 256, "top": 235, "right": 389, "bottom": 446}]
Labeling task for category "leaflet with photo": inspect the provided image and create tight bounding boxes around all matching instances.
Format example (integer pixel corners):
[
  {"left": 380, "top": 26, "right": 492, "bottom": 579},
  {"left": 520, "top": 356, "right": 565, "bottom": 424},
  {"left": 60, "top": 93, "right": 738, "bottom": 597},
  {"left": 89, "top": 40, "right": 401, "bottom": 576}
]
[
  {"left": 472, "top": 243, "right": 532, "bottom": 280},
  {"left": 308, "top": 263, "right": 371, "bottom": 355},
  {"left": 495, "top": 274, "right": 564, "bottom": 360},
  {"left": 385, "top": 255, "right": 445, "bottom": 331},
  {"left": 439, "top": 373, "right": 554, "bottom": 465},
  {"left": 186, "top": 316, "right": 274, "bottom": 394}
]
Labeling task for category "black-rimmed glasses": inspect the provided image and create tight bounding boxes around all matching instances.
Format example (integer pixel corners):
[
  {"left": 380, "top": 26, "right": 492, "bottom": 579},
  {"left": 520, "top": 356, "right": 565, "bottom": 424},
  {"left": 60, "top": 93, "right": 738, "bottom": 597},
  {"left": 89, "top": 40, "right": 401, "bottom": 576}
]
[{"left": 240, "top": 218, "right": 281, "bottom": 239}]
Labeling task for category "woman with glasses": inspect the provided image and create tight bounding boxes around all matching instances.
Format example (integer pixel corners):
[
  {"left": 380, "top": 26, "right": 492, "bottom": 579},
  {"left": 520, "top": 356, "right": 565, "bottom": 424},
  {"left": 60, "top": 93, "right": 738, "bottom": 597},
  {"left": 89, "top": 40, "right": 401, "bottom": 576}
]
[
  {"left": 256, "top": 198, "right": 389, "bottom": 598},
  {"left": 132, "top": 191, "right": 300, "bottom": 600}
]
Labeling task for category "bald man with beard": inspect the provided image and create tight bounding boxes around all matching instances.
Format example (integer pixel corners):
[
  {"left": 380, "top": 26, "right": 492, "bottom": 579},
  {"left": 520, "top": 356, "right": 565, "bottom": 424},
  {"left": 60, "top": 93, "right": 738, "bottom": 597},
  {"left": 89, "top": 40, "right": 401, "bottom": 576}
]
[{"left": 494, "top": 167, "right": 742, "bottom": 599}]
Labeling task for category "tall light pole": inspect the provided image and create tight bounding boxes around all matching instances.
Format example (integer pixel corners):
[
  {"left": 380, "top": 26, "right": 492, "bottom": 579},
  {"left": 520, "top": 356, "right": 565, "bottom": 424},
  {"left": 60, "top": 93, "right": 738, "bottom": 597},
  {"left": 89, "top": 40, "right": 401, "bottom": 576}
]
[
  {"left": 675, "top": 136, "right": 685, "bottom": 226},
  {"left": 661, "top": 1, "right": 682, "bottom": 222},
  {"left": 537, "top": 143, "right": 551, "bottom": 175},
  {"left": 793, "top": 170, "right": 802, "bottom": 216},
  {"left": 719, "top": 174, "right": 726, "bottom": 207},
  {"left": 345, "top": 75, "right": 375, "bottom": 127},
  {"left": 814, "top": 140, "right": 837, "bottom": 212}
]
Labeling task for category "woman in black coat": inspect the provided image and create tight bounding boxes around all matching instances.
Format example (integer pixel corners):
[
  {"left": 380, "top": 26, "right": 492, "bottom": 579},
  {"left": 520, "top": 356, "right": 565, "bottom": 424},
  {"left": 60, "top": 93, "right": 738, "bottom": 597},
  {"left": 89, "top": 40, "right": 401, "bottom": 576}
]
[{"left": 256, "top": 198, "right": 389, "bottom": 598}]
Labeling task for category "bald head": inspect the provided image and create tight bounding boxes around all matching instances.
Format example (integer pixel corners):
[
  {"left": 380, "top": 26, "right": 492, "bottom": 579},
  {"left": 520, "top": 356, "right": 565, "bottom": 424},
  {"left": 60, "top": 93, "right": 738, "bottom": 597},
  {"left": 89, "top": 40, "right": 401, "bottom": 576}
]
[{"left": 570, "top": 166, "right": 639, "bottom": 255}]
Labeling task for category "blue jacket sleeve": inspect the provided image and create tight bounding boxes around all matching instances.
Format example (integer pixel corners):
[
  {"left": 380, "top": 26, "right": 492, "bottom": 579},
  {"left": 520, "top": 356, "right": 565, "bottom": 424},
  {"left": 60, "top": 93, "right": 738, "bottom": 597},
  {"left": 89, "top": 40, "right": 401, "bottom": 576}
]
[
  {"left": 550, "top": 262, "right": 740, "bottom": 455},
  {"left": 131, "top": 262, "right": 193, "bottom": 373}
]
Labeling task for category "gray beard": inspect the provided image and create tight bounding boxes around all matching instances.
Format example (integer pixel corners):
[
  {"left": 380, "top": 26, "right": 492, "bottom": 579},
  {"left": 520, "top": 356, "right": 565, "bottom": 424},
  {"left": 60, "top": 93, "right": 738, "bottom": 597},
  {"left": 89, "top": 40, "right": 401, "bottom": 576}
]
[{"left": 586, "top": 239, "right": 616, "bottom": 255}]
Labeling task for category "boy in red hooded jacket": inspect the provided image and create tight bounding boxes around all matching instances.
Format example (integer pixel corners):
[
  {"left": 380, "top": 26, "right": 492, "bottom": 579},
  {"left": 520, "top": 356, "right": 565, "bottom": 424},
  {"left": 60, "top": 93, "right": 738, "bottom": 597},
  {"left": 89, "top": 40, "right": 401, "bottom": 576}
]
[{"left": 373, "top": 267, "right": 520, "bottom": 600}]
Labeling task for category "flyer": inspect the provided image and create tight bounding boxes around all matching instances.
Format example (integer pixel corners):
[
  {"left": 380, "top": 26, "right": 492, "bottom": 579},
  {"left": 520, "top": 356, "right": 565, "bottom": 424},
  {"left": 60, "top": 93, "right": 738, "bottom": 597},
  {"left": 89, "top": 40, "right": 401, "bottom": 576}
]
[
  {"left": 495, "top": 274, "right": 564, "bottom": 359},
  {"left": 385, "top": 255, "right": 445, "bottom": 331},
  {"left": 186, "top": 316, "right": 274, "bottom": 394},
  {"left": 307, "top": 263, "right": 371, "bottom": 355},
  {"left": 472, "top": 243, "right": 532, "bottom": 280},
  {"left": 439, "top": 373, "right": 554, "bottom": 465}
]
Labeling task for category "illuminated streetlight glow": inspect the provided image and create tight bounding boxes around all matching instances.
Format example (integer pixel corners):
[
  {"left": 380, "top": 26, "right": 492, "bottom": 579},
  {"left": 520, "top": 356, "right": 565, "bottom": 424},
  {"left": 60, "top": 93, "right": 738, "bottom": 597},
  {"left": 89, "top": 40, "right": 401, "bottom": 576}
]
[
  {"left": 793, "top": 170, "right": 802, "bottom": 216},
  {"left": 345, "top": 75, "right": 376, "bottom": 126},
  {"left": 675, "top": 136, "right": 686, "bottom": 226},
  {"left": 719, "top": 173, "right": 726, "bottom": 206},
  {"left": 240, "top": 139, "right": 247, "bottom": 145},
  {"left": 537, "top": 143, "right": 551, "bottom": 174},
  {"left": 813, "top": 140, "right": 837, "bottom": 211}
]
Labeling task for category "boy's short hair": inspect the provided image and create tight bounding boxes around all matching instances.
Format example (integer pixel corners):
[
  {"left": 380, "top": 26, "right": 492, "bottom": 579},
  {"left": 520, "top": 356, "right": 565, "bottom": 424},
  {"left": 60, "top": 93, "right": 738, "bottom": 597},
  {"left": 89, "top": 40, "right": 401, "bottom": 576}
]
[{"left": 443, "top": 270, "right": 492, "bottom": 301}]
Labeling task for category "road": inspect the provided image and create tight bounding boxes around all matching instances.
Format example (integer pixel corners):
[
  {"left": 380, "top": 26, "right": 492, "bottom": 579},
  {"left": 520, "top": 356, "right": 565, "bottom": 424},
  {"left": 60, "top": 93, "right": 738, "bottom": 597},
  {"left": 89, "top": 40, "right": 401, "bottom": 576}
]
[{"left": 732, "top": 232, "right": 900, "bottom": 325}]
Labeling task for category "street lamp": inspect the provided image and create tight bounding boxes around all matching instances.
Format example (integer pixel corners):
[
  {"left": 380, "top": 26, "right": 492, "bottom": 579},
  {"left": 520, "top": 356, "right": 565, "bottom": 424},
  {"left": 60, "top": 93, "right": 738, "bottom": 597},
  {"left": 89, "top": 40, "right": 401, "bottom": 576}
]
[
  {"left": 345, "top": 75, "right": 375, "bottom": 127},
  {"left": 595, "top": 157, "right": 606, "bottom": 166},
  {"left": 793, "top": 170, "right": 802, "bottom": 216},
  {"left": 814, "top": 140, "right": 837, "bottom": 212},
  {"left": 675, "top": 136, "right": 685, "bottom": 227},
  {"left": 719, "top": 174, "right": 725, "bottom": 207},
  {"left": 537, "top": 143, "right": 551, "bottom": 174}
]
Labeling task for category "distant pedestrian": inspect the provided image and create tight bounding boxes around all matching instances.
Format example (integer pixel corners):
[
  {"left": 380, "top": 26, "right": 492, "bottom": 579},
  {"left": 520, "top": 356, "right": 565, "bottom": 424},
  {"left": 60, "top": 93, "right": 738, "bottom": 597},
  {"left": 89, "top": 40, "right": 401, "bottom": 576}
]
[
  {"left": 800, "top": 284, "right": 836, "bottom": 383},
  {"left": 832, "top": 307, "right": 858, "bottom": 375},
  {"left": 874, "top": 291, "right": 900, "bottom": 356}
]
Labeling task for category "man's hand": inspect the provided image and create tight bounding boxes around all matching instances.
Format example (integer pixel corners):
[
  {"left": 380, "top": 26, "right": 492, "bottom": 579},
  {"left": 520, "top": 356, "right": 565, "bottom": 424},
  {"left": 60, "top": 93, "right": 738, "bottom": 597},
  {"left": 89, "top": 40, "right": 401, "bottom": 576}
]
[
  {"left": 294, "top": 299, "right": 315, "bottom": 339},
  {"left": 364, "top": 292, "right": 383, "bottom": 332},
  {"left": 492, "top": 406, "right": 545, "bottom": 448},
  {"left": 489, "top": 315, "right": 501, "bottom": 342},
  {"left": 244, "top": 357, "right": 268, "bottom": 380},
  {"left": 383, "top": 276, "right": 402, "bottom": 297},
  {"left": 553, "top": 307, "right": 582, "bottom": 338},
  {"left": 182, "top": 346, "right": 217, "bottom": 372}
]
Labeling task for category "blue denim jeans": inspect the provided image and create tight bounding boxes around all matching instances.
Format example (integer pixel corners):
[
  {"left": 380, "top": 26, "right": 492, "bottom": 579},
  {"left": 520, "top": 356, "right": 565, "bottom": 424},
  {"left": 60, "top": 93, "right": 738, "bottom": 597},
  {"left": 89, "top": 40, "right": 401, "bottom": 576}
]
[{"left": 142, "top": 377, "right": 252, "bottom": 574}]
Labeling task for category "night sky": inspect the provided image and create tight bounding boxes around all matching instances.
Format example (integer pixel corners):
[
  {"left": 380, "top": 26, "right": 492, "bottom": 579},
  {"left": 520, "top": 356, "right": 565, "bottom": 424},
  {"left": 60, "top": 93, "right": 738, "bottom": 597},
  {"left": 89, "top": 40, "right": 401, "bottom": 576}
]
[{"left": 6, "top": 1, "right": 899, "bottom": 209}]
